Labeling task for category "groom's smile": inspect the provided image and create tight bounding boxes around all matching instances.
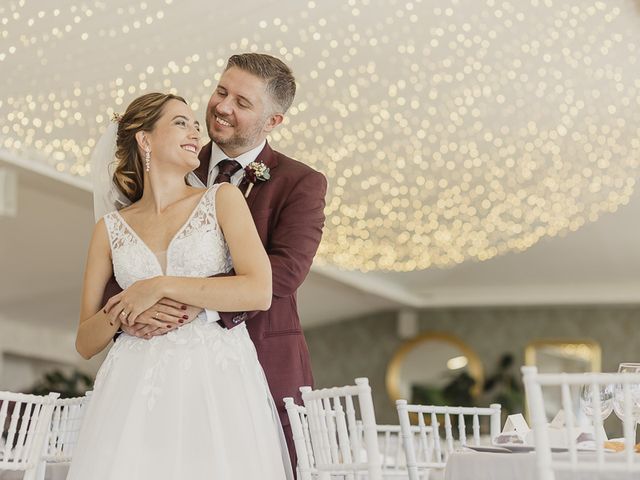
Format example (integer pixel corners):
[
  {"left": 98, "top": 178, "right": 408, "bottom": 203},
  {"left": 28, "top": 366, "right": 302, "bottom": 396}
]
[{"left": 215, "top": 115, "right": 233, "bottom": 128}]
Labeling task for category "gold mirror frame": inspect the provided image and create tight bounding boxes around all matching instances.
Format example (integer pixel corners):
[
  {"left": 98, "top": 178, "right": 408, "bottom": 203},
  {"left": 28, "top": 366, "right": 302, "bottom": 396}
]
[
  {"left": 524, "top": 339, "right": 602, "bottom": 372},
  {"left": 386, "top": 331, "right": 485, "bottom": 404},
  {"left": 523, "top": 339, "right": 601, "bottom": 422}
]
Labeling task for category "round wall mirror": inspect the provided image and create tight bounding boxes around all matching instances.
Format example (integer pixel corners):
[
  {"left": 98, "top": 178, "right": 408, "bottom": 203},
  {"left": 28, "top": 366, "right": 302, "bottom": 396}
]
[{"left": 386, "top": 332, "right": 484, "bottom": 405}]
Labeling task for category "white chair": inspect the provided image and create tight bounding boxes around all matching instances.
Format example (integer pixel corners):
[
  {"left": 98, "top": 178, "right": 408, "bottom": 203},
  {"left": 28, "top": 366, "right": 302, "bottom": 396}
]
[
  {"left": 0, "top": 391, "right": 60, "bottom": 480},
  {"left": 396, "top": 400, "right": 501, "bottom": 480},
  {"left": 522, "top": 366, "right": 640, "bottom": 480},
  {"left": 43, "top": 391, "right": 92, "bottom": 464},
  {"left": 285, "top": 394, "right": 429, "bottom": 479},
  {"left": 284, "top": 397, "right": 317, "bottom": 480},
  {"left": 299, "top": 377, "right": 384, "bottom": 479},
  {"left": 358, "top": 422, "right": 433, "bottom": 479}
]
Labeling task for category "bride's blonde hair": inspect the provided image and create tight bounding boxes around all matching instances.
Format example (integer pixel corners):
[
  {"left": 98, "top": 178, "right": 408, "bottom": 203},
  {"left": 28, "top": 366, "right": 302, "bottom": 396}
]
[{"left": 113, "top": 92, "right": 187, "bottom": 203}]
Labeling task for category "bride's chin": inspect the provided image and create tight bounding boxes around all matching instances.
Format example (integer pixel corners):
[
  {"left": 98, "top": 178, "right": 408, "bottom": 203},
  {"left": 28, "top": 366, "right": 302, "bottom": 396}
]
[{"left": 186, "top": 158, "right": 200, "bottom": 170}]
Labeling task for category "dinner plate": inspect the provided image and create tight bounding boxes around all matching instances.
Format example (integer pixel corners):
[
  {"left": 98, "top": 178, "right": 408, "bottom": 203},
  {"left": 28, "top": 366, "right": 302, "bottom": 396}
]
[
  {"left": 465, "top": 445, "right": 531, "bottom": 454},
  {"left": 468, "top": 444, "right": 602, "bottom": 454}
]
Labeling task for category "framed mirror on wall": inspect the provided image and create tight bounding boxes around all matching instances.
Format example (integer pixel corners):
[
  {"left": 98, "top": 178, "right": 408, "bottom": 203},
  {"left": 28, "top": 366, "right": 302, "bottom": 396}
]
[
  {"left": 386, "top": 332, "right": 484, "bottom": 407},
  {"left": 524, "top": 340, "right": 601, "bottom": 374},
  {"left": 524, "top": 339, "right": 601, "bottom": 423}
]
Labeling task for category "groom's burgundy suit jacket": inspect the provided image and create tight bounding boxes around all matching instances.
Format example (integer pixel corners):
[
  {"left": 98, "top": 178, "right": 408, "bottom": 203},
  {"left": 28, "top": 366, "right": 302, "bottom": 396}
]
[{"left": 194, "top": 141, "right": 326, "bottom": 425}]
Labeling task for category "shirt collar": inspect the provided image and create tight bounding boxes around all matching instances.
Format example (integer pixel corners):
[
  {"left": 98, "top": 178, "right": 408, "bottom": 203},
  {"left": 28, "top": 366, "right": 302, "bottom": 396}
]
[{"left": 208, "top": 140, "right": 266, "bottom": 172}]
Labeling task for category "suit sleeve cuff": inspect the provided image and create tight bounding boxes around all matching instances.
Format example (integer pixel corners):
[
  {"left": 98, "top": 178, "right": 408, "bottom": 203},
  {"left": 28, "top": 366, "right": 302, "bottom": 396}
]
[{"left": 204, "top": 309, "right": 221, "bottom": 324}]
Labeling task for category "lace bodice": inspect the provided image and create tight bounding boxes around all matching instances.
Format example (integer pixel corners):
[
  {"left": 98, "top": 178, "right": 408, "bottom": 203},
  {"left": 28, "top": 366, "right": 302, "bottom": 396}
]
[{"left": 103, "top": 185, "right": 232, "bottom": 288}]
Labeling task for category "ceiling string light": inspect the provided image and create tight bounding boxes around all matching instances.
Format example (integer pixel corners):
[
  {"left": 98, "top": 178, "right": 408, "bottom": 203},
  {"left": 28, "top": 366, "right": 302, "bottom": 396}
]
[{"left": 1, "top": 0, "right": 639, "bottom": 272}]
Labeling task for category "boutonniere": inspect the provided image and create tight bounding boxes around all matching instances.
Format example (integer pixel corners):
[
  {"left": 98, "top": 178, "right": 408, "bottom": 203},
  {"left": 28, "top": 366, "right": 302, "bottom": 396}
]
[{"left": 243, "top": 161, "right": 271, "bottom": 198}]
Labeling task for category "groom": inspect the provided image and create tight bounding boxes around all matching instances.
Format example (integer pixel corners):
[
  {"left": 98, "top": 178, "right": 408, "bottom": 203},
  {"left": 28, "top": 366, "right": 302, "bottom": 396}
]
[{"left": 108, "top": 53, "right": 327, "bottom": 470}]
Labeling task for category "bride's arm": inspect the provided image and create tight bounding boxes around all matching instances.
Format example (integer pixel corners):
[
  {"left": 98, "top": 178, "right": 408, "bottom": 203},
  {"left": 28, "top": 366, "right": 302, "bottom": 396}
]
[
  {"left": 75, "top": 219, "right": 123, "bottom": 359},
  {"left": 105, "top": 184, "right": 272, "bottom": 325},
  {"left": 163, "top": 183, "right": 272, "bottom": 310}
]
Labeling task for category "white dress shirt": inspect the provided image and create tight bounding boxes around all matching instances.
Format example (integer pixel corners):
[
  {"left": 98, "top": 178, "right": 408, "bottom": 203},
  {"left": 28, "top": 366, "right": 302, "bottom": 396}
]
[
  {"left": 187, "top": 140, "right": 266, "bottom": 188},
  {"left": 186, "top": 140, "right": 266, "bottom": 324}
]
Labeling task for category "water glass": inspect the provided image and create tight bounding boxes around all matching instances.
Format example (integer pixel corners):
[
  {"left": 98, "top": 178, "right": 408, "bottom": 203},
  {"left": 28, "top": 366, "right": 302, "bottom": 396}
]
[
  {"left": 612, "top": 363, "right": 640, "bottom": 440},
  {"left": 580, "top": 382, "right": 613, "bottom": 420}
]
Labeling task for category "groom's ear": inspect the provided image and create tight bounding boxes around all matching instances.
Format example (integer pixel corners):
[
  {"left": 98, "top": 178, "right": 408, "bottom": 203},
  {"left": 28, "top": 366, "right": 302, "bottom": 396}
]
[{"left": 263, "top": 113, "right": 284, "bottom": 133}]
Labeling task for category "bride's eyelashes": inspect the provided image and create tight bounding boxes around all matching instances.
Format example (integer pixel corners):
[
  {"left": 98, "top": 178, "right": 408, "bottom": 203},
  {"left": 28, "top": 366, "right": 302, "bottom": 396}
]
[{"left": 174, "top": 119, "right": 200, "bottom": 132}]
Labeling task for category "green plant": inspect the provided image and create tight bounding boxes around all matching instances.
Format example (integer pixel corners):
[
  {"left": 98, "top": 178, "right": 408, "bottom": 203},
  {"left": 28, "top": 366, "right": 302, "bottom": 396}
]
[
  {"left": 27, "top": 369, "right": 93, "bottom": 398},
  {"left": 410, "top": 353, "right": 524, "bottom": 415},
  {"left": 481, "top": 353, "right": 525, "bottom": 417}
]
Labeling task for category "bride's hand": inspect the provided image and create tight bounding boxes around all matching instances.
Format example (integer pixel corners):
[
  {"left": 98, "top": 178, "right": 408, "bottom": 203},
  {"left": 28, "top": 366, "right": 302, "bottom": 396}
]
[
  {"left": 104, "top": 277, "right": 165, "bottom": 326},
  {"left": 123, "top": 299, "right": 199, "bottom": 338}
]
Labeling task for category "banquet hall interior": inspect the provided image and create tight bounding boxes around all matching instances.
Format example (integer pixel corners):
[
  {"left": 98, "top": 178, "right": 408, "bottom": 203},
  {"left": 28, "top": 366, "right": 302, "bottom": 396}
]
[{"left": 1, "top": 0, "right": 640, "bottom": 479}]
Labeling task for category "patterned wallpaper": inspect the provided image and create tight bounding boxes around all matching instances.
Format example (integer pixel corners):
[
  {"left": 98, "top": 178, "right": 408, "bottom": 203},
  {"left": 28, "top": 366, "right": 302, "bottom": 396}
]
[{"left": 304, "top": 306, "right": 640, "bottom": 424}]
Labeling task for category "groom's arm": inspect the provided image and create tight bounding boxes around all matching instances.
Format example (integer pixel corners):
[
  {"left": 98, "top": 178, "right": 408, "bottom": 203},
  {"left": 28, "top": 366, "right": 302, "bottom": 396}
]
[{"left": 217, "top": 169, "right": 327, "bottom": 328}]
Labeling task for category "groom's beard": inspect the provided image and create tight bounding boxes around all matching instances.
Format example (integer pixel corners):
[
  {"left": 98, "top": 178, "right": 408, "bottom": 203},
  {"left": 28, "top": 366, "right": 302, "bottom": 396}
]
[{"left": 207, "top": 113, "right": 266, "bottom": 153}]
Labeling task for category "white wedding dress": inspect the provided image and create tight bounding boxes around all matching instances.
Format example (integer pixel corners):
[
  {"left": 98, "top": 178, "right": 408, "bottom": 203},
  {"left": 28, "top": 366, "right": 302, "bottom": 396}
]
[{"left": 67, "top": 184, "right": 292, "bottom": 480}]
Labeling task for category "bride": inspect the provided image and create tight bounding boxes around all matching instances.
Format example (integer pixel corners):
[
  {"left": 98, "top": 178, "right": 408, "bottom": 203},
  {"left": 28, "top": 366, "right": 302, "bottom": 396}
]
[{"left": 68, "top": 92, "right": 291, "bottom": 479}]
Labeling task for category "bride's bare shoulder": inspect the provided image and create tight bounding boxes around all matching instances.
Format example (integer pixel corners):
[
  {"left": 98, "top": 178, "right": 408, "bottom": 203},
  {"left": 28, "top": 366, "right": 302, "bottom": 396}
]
[{"left": 214, "top": 182, "right": 241, "bottom": 197}]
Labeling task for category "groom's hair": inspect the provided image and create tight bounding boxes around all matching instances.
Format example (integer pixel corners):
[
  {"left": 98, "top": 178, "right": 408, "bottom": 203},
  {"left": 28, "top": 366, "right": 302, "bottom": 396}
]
[{"left": 226, "top": 53, "right": 296, "bottom": 114}]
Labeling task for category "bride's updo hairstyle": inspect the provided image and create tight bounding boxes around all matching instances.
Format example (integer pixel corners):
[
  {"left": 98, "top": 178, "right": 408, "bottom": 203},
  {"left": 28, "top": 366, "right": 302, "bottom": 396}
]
[{"left": 113, "top": 92, "right": 187, "bottom": 203}]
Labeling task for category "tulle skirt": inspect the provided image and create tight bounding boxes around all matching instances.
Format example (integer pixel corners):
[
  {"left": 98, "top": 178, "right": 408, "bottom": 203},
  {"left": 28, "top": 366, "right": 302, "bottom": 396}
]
[{"left": 67, "top": 318, "right": 292, "bottom": 480}]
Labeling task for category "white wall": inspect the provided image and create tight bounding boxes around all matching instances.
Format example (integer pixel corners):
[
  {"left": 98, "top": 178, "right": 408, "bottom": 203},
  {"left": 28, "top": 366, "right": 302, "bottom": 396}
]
[{"left": 0, "top": 315, "right": 105, "bottom": 391}]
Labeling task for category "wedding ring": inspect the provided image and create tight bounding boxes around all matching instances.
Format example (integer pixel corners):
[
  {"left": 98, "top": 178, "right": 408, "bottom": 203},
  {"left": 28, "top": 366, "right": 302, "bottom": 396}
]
[
  {"left": 154, "top": 312, "right": 159, "bottom": 320},
  {"left": 120, "top": 311, "right": 128, "bottom": 318}
]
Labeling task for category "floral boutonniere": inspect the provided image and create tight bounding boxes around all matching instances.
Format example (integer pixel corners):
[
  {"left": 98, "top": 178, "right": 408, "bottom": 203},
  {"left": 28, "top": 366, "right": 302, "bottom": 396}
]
[{"left": 243, "top": 161, "right": 271, "bottom": 197}]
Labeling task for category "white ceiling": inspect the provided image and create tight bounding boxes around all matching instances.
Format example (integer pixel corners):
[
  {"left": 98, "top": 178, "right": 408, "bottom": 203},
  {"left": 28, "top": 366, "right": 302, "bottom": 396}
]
[
  {"left": 2, "top": 0, "right": 640, "bottom": 334},
  {"left": 2, "top": 0, "right": 640, "bottom": 273}
]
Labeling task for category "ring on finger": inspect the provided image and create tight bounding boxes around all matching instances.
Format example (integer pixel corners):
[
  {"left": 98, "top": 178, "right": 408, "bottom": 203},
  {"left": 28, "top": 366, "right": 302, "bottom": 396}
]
[
  {"left": 120, "top": 311, "right": 128, "bottom": 318},
  {"left": 154, "top": 311, "right": 159, "bottom": 320}
]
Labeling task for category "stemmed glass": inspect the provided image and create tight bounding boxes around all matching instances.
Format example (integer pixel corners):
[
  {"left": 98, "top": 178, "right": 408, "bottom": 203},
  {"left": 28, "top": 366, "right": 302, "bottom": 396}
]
[
  {"left": 613, "top": 363, "right": 640, "bottom": 441},
  {"left": 580, "top": 382, "right": 614, "bottom": 421}
]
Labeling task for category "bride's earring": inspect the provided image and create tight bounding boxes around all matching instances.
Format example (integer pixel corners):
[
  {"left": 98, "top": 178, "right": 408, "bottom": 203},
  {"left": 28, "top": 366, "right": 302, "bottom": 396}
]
[{"left": 145, "top": 148, "right": 151, "bottom": 172}]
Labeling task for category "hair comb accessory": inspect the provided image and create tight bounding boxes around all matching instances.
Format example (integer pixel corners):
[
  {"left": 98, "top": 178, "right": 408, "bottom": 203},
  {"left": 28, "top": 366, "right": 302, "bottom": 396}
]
[{"left": 111, "top": 112, "right": 123, "bottom": 123}]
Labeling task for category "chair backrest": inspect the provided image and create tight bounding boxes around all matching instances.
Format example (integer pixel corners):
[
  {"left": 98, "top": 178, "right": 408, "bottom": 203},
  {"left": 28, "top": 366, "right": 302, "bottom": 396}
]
[
  {"left": 0, "top": 391, "right": 60, "bottom": 476},
  {"left": 44, "top": 391, "right": 92, "bottom": 463},
  {"left": 522, "top": 366, "right": 640, "bottom": 480},
  {"left": 284, "top": 397, "right": 317, "bottom": 480},
  {"left": 300, "top": 377, "right": 383, "bottom": 480},
  {"left": 396, "top": 399, "right": 501, "bottom": 478},
  {"left": 359, "top": 422, "right": 432, "bottom": 477},
  {"left": 285, "top": 396, "right": 430, "bottom": 479}
]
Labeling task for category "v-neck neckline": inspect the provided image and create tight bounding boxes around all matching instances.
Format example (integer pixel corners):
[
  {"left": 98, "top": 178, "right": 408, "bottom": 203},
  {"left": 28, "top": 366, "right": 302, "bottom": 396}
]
[{"left": 114, "top": 188, "right": 210, "bottom": 274}]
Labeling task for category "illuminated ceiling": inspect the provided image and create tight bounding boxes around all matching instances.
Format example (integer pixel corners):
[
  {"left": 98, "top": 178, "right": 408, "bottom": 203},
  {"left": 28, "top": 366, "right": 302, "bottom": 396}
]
[{"left": 2, "top": 0, "right": 640, "bottom": 271}]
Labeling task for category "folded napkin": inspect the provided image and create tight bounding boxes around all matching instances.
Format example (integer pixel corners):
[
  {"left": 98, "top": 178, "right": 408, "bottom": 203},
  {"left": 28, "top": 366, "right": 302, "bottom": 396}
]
[
  {"left": 493, "top": 410, "right": 604, "bottom": 449},
  {"left": 494, "top": 414, "right": 531, "bottom": 445}
]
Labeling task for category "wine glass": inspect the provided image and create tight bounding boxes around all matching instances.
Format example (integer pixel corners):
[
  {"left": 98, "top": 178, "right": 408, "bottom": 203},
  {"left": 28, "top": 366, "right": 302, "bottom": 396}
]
[
  {"left": 613, "top": 363, "right": 640, "bottom": 440},
  {"left": 580, "top": 382, "right": 614, "bottom": 421}
]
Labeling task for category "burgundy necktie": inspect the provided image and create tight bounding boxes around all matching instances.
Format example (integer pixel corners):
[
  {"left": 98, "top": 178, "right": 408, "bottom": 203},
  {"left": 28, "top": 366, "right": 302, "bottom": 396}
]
[{"left": 213, "top": 159, "right": 242, "bottom": 185}]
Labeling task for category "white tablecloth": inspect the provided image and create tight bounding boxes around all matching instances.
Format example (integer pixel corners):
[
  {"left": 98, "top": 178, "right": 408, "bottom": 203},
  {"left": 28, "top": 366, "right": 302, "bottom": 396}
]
[
  {"left": 445, "top": 450, "right": 638, "bottom": 480},
  {"left": 0, "top": 463, "right": 70, "bottom": 480}
]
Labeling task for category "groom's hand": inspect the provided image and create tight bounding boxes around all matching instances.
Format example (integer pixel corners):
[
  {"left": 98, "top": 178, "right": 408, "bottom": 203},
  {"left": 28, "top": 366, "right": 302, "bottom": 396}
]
[{"left": 122, "top": 300, "right": 201, "bottom": 339}]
